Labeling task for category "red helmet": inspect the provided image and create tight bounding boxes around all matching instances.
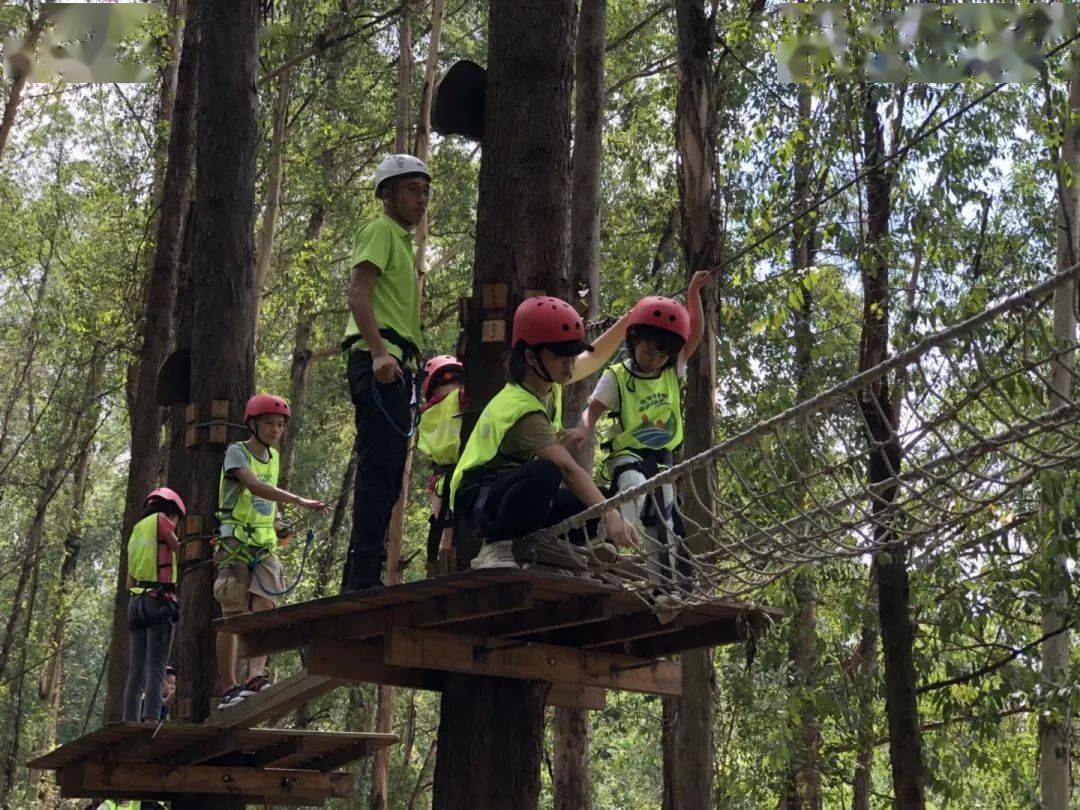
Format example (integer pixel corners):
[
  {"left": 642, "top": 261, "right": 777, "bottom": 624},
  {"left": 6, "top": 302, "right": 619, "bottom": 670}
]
[
  {"left": 422, "top": 355, "right": 462, "bottom": 400},
  {"left": 244, "top": 393, "right": 291, "bottom": 423},
  {"left": 512, "top": 296, "right": 593, "bottom": 353},
  {"left": 145, "top": 487, "right": 186, "bottom": 517},
  {"left": 626, "top": 296, "right": 690, "bottom": 343}
]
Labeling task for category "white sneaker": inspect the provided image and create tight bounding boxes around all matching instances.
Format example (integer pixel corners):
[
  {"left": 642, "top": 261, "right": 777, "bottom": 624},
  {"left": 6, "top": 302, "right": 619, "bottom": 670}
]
[{"left": 470, "top": 541, "right": 519, "bottom": 569}]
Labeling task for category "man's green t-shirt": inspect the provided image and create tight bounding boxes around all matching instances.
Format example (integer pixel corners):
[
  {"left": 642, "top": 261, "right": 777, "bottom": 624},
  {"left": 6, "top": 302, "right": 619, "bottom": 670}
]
[{"left": 343, "top": 212, "right": 421, "bottom": 362}]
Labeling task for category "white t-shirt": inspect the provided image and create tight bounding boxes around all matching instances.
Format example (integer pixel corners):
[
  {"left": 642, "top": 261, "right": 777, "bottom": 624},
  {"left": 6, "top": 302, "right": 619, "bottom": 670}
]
[{"left": 589, "top": 358, "right": 687, "bottom": 412}]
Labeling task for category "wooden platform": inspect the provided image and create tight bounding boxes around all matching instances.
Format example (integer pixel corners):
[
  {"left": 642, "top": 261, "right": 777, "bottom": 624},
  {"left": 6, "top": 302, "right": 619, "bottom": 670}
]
[
  {"left": 29, "top": 722, "right": 396, "bottom": 805},
  {"left": 211, "top": 569, "right": 780, "bottom": 723}
]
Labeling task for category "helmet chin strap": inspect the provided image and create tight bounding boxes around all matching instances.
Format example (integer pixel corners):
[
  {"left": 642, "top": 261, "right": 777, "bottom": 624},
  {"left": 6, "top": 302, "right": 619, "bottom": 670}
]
[
  {"left": 525, "top": 348, "right": 554, "bottom": 383},
  {"left": 249, "top": 419, "right": 271, "bottom": 449}
]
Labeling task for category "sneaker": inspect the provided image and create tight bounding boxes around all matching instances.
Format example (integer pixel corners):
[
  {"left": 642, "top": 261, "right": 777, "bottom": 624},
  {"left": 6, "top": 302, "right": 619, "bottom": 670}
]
[
  {"left": 217, "top": 684, "right": 244, "bottom": 710},
  {"left": 586, "top": 541, "right": 619, "bottom": 566},
  {"left": 239, "top": 674, "right": 272, "bottom": 698},
  {"left": 470, "top": 540, "right": 519, "bottom": 569}
]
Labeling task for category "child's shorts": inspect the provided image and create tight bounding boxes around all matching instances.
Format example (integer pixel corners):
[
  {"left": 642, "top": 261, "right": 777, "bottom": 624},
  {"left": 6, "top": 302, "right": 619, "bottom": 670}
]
[{"left": 213, "top": 548, "right": 284, "bottom": 615}]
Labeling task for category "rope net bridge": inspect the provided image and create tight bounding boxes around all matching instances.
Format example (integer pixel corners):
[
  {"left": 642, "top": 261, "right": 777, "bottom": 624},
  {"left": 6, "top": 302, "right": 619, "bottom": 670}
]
[{"left": 527, "top": 263, "right": 1080, "bottom": 608}]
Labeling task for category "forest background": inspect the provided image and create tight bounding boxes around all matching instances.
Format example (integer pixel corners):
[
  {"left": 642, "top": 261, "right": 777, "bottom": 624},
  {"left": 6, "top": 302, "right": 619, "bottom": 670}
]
[{"left": 0, "top": 0, "right": 1077, "bottom": 808}]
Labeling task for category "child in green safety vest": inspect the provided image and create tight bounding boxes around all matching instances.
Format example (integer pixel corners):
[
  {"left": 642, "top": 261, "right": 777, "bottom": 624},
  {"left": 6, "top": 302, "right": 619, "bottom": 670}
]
[
  {"left": 449, "top": 297, "right": 639, "bottom": 569},
  {"left": 562, "top": 271, "right": 712, "bottom": 600},
  {"left": 416, "top": 354, "right": 464, "bottom": 575},
  {"left": 214, "top": 394, "right": 328, "bottom": 710},
  {"left": 122, "top": 487, "right": 185, "bottom": 722}
]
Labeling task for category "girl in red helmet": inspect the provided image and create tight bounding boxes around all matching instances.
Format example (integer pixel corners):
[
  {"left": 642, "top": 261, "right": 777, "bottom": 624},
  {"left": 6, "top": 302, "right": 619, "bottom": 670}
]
[
  {"left": 416, "top": 354, "right": 464, "bottom": 575},
  {"left": 562, "top": 271, "right": 711, "bottom": 599},
  {"left": 448, "top": 297, "right": 638, "bottom": 569},
  {"left": 122, "top": 487, "right": 185, "bottom": 721},
  {"left": 214, "top": 394, "right": 328, "bottom": 710}
]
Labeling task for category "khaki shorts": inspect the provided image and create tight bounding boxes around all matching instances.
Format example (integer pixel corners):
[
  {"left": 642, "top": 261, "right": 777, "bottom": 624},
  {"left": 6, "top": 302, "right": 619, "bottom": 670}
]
[{"left": 213, "top": 544, "right": 284, "bottom": 615}]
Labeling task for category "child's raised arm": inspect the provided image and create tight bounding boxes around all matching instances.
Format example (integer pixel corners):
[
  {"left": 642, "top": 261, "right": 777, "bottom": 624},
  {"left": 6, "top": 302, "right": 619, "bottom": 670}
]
[
  {"left": 681, "top": 270, "right": 713, "bottom": 363},
  {"left": 569, "top": 311, "right": 632, "bottom": 383}
]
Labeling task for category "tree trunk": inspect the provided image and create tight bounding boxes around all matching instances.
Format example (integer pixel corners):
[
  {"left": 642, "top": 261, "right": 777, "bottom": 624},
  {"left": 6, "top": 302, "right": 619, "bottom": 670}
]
[
  {"left": 858, "top": 87, "right": 924, "bottom": 809},
  {"left": 395, "top": 1, "right": 414, "bottom": 154},
  {"left": 849, "top": 602, "right": 877, "bottom": 810},
  {"left": 412, "top": 0, "right": 446, "bottom": 278},
  {"left": 252, "top": 70, "right": 292, "bottom": 327},
  {"left": 1039, "top": 67, "right": 1080, "bottom": 810},
  {"left": 0, "top": 10, "right": 46, "bottom": 165},
  {"left": 105, "top": 0, "right": 199, "bottom": 723},
  {"left": 671, "top": 3, "right": 720, "bottom": 808},
  {"left": 436, "top": 1, "right": 574, "bottom": 808},
  {"left": 553, "top": 2, "right": 606, "bottom": 806},
  {"left": 0, "top": 556, "right": 40, "bottom": 805},
  {"left": 172, "top": 2, "right": 258, "bottom": 808},
  {"left": 780, "top": 81, "right": 822, "bottom": 810}
]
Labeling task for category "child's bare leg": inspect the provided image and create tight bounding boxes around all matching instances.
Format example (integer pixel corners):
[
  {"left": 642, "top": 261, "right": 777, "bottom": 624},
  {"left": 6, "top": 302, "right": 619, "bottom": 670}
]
[{"left": 216, "top": 628, "right": 238, "bottom": 692}]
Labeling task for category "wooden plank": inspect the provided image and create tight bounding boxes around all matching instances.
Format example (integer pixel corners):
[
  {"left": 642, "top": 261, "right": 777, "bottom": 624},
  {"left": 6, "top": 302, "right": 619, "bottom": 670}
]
[
  {"left": 448, "top": 594, "right": 615, "bottom": 638},
  {"left": 206, "top": 671, "right": 347, "bottom": 729},
  {"left": 543, "top": 610, "right": 693, "bottom": 649},
  {"left": 165, "top": 730, "right": 238, "bottom": 765},
  {"left": 293, "top": 740, "right": 375, "bottom": 773},
  {"left": 618, "top": 616, "right": 754, "bottom": 657},
  {"left": 307, "top": 638, "right": 445, "bottom": 692},
  {"left": 547, "top": 684, "right": 606, "bottom": 711},
  {"left": 384, "top": 626, "right": 682, "bottom": 696},
  {"left": 59, "top": 762, "right": 353, "bottom": 803},
  {"left": 251, "top": 736, "right": 311, "bottom": 768},
  {"left": 239, "top": 581, "right": 534, "bottom": 657}
]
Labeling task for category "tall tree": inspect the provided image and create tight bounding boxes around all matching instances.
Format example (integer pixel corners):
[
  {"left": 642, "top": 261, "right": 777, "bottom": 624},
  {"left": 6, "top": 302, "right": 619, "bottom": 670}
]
[
  {"left": 433, "top": 0, "right": 575, "bottom": 807},
  {"left": 104, "top": 0, "right": 199, "bottom": 721},
  {"left": 554, "top": 1, "right": 606, "bottom": 807},
  {"left": 858, "top": 84, "right": 925, "bottom": 808},
  {"left": 171, "top": 4, "right": 259, "bottom": 810},
  {"left": 1039, "top": 66, "right": 1080, "bottom": 810},
  {"left": 671, "top": 2, "right": 720, "bottom": 807}
]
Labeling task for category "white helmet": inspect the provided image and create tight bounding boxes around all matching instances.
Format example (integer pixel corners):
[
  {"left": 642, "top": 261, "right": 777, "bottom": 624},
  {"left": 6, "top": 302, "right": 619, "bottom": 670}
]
[{"left": 373, "top": 154, "right": 431, "bottom": 195}]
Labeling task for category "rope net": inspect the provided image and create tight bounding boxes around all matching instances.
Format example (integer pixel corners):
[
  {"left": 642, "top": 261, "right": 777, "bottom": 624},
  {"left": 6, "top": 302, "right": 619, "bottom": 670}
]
[{"left": 522, "top": 264, "right": 1080, "bottom": 611}]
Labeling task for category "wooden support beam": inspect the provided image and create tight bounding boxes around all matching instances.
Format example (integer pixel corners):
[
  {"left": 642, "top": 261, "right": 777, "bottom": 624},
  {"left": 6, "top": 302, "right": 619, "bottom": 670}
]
[
  {"left": 251, "top": 736, "right": 311, "bottom": 768},
  {"left": 384, "top": 626, "right": 682, "bottom": 695},
  {"left": 618, "top": 617, "right": 750, "bottom": 658},
  {"left": 295, "top": 740, "right": 376, "bottom": 773},
  {"left": 547, "top": 684, "right": 606, "bottom": 711},
  {"left": 206, "top": 671, "right": 347, "bottom": 730},
  {"left": 307, "top": 638, "right": 444, "bottom": 691},
  {"left": 59, "top": 762, "right": 354, "bottom": 803},
  {"left": 166, "top": 730, "right": 237, "bottom": 765},
  {"left": 449, "top": 594, "right": 614, "bottom": 638},
  {"left": 544, "top": 610, "right": 690, "bottom": 649},
  {"left": 238, "top": 581, "right": 534, "bottom": 657}
]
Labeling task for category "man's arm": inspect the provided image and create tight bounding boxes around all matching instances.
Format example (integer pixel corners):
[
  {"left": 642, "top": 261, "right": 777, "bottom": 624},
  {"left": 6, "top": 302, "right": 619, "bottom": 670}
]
[{"left": 348, "top": 262, "right": 402, "bottom": 382}]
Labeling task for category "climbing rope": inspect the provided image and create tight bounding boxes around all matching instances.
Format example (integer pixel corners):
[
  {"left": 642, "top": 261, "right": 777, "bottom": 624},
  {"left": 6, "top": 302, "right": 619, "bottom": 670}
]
[{"left": 527, "top": 261, "right": 1080, "bottom": 608}]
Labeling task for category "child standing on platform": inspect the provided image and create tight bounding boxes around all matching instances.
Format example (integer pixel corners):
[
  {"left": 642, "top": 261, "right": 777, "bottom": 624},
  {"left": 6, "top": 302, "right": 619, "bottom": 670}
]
[
  {"left": 214, "top": 394, "right": 327, "bottom": 710},
  {"left": 416, "top": 354, "right": 464, "bottom": 575},
  {"left": 563, "top": 271, "right": 711, "bottom": 600},
  {"left": 123, "top": 487, "right": 185, "bottom": 722}
]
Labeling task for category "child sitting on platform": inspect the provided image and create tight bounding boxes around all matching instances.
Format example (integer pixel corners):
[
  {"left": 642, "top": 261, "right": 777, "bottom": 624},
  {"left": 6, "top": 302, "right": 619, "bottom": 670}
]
[
  {"left": 214, "top": 394, "right": 328, "bottom": 710},
  {"left": 416, "top": 354, "right": 464, "bottom": 575},
  {"left": 562, "top": 271, "right": 711, "bottom": 602}
]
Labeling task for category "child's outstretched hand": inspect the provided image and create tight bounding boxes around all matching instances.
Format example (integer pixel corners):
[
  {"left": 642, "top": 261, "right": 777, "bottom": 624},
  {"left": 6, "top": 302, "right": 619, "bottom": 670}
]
[
  {"left": 297, "top": 497, "right": 330, "bottom": 514},
  {"left": 557, "top": 425, "right": 592, "bottom": 453},
  {"left": 688, "top": 269, "right": 713, "bottom": 295}
]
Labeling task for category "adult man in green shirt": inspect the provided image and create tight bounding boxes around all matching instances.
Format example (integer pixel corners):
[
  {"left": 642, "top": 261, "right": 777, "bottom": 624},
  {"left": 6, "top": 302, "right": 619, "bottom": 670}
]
[{"left": 341, "top": 154, "right": 430, "bottom": 592}]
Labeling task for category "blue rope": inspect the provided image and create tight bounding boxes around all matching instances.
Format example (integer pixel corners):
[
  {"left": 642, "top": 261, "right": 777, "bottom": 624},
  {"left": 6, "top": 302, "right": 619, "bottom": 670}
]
[
  {"left": 372, "top": 377, "right": 419, "bottom": 438},
  {"left": 249, "top": 528, "right": 315, "bottom": 598}
]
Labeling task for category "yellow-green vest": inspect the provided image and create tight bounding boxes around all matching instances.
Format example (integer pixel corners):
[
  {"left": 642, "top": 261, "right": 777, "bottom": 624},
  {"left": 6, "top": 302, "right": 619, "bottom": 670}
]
[
  {"left": 100, "top": 799, "right": 138, "bottom": 809},
  {"left": 606, "top": 364, "right": 683, "bottom": 455},
  {"left": 127, "top": 513, "right": 177, "bottom": 594},
  {"left": 449, "top": 383, "right": 562, "bottom": 508},
  {"left": 417, "top": 389, "right": 462, "bottom": 467},
  {"left": 217, "top": 443, "right": 279, "bottom": 550}
]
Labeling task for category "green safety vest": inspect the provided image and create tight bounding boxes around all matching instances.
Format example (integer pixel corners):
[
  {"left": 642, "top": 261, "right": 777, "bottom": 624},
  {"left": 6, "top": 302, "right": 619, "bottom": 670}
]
[
  {"left": 449, "top": 383, "right": 563, "bottom": 508},
  {"left": 127, "top": 513, "right": 177, "bottom": 594},
  {"left": 217, "top": 442, "right": 279, "bottom": 550},
  {"left": 417, "top": 388, "right": 463, "bottom": 468},
  {"left": 606, "top": 363, "right": 683, "bottom": 455},
  {"left": 100, "top": 800, "right": 138, "bottom": 809}
]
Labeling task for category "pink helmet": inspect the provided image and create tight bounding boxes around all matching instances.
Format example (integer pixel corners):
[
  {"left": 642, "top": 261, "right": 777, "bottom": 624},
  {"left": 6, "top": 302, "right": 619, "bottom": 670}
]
[
  {"left": 512, "top": 296, "right": 593, "bottom": 352},
  {"left": 422, "top": 355, "right": 462, "bottom": 400},
  {"left": 626, "top": 296, "right": 690, "bottom": 343},
  {"left": 244, "top": 393, "right": 291, "bottom": 423},
  {"left": 145, "top": 487, "right": 186, "bottom": 517}
]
